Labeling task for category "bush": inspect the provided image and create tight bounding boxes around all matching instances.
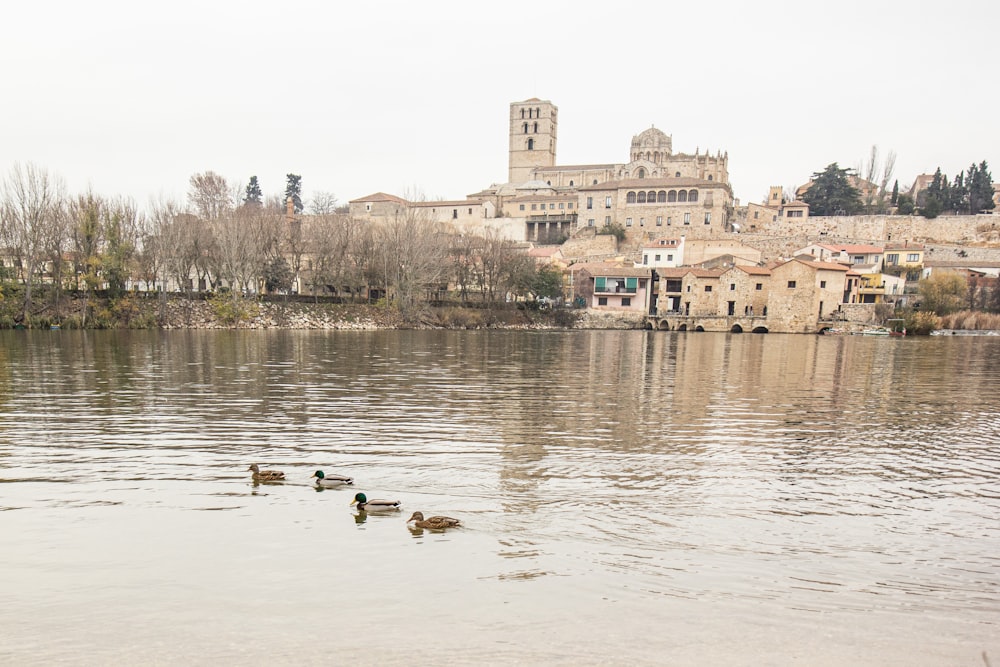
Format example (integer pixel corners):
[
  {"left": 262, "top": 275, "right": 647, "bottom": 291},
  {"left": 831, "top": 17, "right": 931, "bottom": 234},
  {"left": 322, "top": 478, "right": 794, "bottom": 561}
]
[
  {"left": 904, "top": 310, "right": 940, "bottom": 335},
  {"left": 210, "top": 294, "right": 261, "bottom": 326}
]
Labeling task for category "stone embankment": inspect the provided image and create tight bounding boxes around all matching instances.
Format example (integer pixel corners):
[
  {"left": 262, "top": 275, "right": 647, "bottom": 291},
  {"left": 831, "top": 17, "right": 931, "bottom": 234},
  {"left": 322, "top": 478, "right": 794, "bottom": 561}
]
[{"left": 154, "top": 298, "right": 646, "bottom": 330}]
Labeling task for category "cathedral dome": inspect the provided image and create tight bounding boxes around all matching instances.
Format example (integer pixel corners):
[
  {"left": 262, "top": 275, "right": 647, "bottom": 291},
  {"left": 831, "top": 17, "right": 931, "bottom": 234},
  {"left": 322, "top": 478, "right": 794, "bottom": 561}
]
[
  {"left": 631, "top": 127, "right": 671, "bottom": 152},
  {"left": 630, "top": 126, "right": 672, "bottom": 163}
]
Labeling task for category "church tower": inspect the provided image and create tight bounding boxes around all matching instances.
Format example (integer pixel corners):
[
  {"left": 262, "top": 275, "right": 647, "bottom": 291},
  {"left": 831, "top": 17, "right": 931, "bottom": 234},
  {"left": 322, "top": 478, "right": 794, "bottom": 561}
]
[{"left": 508, "top": 98, "right": 557, "bottom": 184}]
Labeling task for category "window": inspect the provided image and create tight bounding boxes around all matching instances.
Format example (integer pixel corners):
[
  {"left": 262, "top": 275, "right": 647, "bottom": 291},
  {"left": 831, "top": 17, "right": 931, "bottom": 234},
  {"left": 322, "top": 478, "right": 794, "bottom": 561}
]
[
  {"left": 568, "top": 203, "right": 574, "bottom": 209},
  {"left": 705, "top": 285, "right": 713, "bottom": 292},
  {"left": 754, "top": 211, "right": 759, "bottom": 219},
  {"left": 531, "top": 204, "right": 537, "bottom": 210},
  {"left": 686, "top": 285, "right": 691, "bottom": 292},
  {"left": 907, "top": 253, "right": 919, "bottom": 262},
  {"left": 605, "top": 196, "right": 612, "bottom": 208},
  {"left": 787, "top": 281, "right": 797, "bottom": 288},
  {"left": 666, "top": 254, "right": 673, "bottom": 262},
  {"left": 626, "top": 217, "right": 633, "bottom": 227},
  {"left": 587, "top": 218, "right": 595, "bottom": 227},
  {"left": 654, "top": 254, "right": 661, "bottom": 262},
  {"left": 658, "top": 191, "right": 667, "bottom": 202},
  {"left": 523, "top": 123, "right": 528, "bottom": 134},
  {"left": 593, "top": 180, "right": 598, "bottom": 185},
  {"left": 675, "top": 171, "right": 681, "bottom": 177},
  {"left": 639, "top": 218, "right": 644, "bottom": 227},
  {"left": 549, "top": 203, "right": 555, "bottom": 210},
  {"left": 688, "top": 190, "right": 698, "bottom": 202},
  {"left": 527, "top": 138, "right": 534, "bottom": 150},
  {"left": 656, "top": 216, "right": 662, "bottom": 226},
  {"left": 730, "top": 284, "right": 736, "bottom": 291},
  {"left": 886, "top": 253, "right": 899, "bottom": 264},
  {"left": 604, "top": 216, "right": 611, "bottom": 225},
  {"left": 533, "top": 122, "right": 538, "bottom": 133},
  {"left": 667, "top": 216, "right": 672, "bottom": 225},
  {"left": 704, "top": 212, "right": 711, "bottom": 224},
  {"left": 586, "top": 197, "right": 593, "bottom": 210},
  {"left": 643, "top": 255, "right": 649, "bottom": 265},
  {"left": 558, "top": 203, "right": 564, "bottom": 209},
  {"left": 519, "top": 204, "right": 525, "bottom": 211},
  {"left": 668, "top": 190, "right": 677, "bottom": 202},
  {"left": 598, "top": 297, "right": 608, "bottom": 306},
  {"left": 820, "top": 280, "right": 827, "bottom": 288},
  {"left": 452, "top": 209, "right": 458, "bottom": 219},
  {"left": 520, "top": 109, "right": 525, "bottom": 119},
  {"left": 637, "top": 168, "right": 645, "bottom": 178},
  {"left": 637, "top": 191, "right": 646, "bottom": 203},
  {"left": 569, "top": 180, "right": 574, "bottom": 186},
  {"left": 684, "top": 213, "right": 691, "bottom": 225},
  {"left": 786, "top": 210, "right": 803, "bottom": 218},
  {"left": 468, "top": 208, "right": 472, "bottom": 215},
  {"left": 647, "top": 191, "right": 655, "bottom": 202},
  {"left": 621, "top": 297, "right": 631, "bottom": 307},
  {"left": 678, "top": 190, "right": 688, "bottom": 203},
  {"left": 755, "top": 283, "right": 763, "bottom": 290},
  {"left": 708, "top": 175, "right": 713, "bottom": 181}
]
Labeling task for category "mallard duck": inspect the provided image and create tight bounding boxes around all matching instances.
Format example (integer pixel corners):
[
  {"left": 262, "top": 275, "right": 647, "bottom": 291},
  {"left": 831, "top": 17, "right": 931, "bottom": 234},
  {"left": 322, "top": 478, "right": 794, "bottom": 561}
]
[
  {"left": 312, "top": 470, "right": 353, "bottom": 487},
  {"left": 406, "top": 511, "right": 461, "bottom": 530},
  {"left": 350, "top": 492, "right": 401, "bottom": 512},
  {"left": 248, "top": 463, "right": 285, "bottom": 482}
]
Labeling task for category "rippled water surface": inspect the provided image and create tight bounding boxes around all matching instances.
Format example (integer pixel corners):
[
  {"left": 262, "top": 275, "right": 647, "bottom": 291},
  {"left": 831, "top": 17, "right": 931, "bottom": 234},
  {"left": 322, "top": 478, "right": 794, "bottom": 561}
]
[{"left": 1, "top": 329, "right": 998, "bottom": 666}]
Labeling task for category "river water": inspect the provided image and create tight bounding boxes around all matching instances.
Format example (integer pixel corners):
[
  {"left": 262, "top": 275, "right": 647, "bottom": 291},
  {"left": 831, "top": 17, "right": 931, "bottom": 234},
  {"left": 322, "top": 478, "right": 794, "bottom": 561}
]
[{"left": 0, "top": 329, "right": 997, "bottom": 666}]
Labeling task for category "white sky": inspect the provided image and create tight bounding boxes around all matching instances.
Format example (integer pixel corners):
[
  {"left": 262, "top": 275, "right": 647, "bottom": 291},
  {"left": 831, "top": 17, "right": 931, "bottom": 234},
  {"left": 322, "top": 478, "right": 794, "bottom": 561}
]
[{"left": 2, "top": 0, "right": 997, "bottom": 211}]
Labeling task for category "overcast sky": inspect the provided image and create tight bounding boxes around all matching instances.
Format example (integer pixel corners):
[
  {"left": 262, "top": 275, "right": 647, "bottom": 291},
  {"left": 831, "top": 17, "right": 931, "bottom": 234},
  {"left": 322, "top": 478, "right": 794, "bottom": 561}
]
[{"left": 2, "top": 0, "right": 997, "bottom": 211}]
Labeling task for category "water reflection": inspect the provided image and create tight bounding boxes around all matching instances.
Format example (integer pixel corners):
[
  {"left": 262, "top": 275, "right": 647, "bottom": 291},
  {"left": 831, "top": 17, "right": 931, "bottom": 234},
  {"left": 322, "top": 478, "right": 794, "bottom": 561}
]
[{"left": 0, "top": 329, "right": 998, "bottom": 665}]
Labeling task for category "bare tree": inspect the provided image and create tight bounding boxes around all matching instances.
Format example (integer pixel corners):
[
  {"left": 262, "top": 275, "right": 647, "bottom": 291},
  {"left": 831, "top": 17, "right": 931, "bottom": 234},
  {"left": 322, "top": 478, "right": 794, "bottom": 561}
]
[
  {"left": 378, "top": 207, "right": 449, "bottom": 313},
  {"left": 212, "top": 205, "right": 277, "bottom": 298},
  {"left": 0, "top": 163, "right": 66, "bottom": 319},
  {"left": 308, "top": 191, "right": 339, "bottom": 215},
  {"left": 861, "top": 146, "right": 896, "bottom": 214},
  {"left": 187, "top": 171, "right": 233, "bottom": 221}
]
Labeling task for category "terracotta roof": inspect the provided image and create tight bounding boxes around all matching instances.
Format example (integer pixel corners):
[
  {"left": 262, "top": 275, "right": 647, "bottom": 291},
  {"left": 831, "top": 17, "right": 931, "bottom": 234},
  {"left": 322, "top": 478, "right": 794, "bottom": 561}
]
[
  {"left": 349, "top": 192, "right": 409, "bottom": 204},
  {"left": 683, "top": 268, "right": 726, "bottom": 278},
  {"left": 528, "top": 247, "right": 562, "bottom": 258},
  {"left": 731, "top": 265, "right": 772, "bottom": 276},
  {"left": 793, "top": 259, "right": 850, "bottom": 272},
  {"left": 507, "top": 194, "right": 578, "bottom": 203},
  {"left": 412, "top": 199, "right": 484, "bottom": 208},
  {"left": 815, "top": 243, "right": 884, "bottom": 254}
]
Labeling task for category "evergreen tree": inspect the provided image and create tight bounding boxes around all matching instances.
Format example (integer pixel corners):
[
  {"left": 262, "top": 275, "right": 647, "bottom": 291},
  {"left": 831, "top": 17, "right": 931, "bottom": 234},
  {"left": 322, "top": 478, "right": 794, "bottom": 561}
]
[
  {"left": 921, "top": 168, "right": 948, "bottom": 218},
  {"left": 890, "top": 180, "right": 899, "bottom": 205},
  {"left": 799, "top": 163, "right": 862, "bottom": 216},
  {"left": 285, "top": 174, "right": 303, "bottom": 214},
  {"left": 967, "top": 161, "right": 996, "bottom": 214},
  {"left": 243, "top": 176, "right": 262, "bottom": 207}
]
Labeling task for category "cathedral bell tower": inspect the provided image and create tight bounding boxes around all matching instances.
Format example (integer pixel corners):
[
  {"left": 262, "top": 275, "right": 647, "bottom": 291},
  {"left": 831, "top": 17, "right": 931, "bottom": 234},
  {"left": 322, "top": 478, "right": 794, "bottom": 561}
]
[{"left": 508, "top": 98, "right": 558, "bottom": 184}]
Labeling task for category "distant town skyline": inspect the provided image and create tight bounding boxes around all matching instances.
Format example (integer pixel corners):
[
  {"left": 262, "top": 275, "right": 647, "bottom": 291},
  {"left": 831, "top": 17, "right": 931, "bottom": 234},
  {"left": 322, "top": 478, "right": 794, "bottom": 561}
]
[{"left": 2, "top": 0, "right": 997, "bottom": 211}]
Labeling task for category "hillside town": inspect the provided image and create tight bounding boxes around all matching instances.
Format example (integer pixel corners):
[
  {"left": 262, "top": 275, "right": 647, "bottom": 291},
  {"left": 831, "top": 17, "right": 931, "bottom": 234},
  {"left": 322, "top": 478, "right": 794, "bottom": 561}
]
[{"left": 1, "top": 97, "right": 998, "bottom": 333}]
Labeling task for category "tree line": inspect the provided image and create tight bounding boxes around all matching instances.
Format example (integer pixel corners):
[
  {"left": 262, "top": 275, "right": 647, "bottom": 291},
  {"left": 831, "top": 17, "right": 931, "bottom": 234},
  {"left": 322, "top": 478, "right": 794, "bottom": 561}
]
[
  {"left": 0, "top": 164, "right": 563, "bottom": 326},
  {"left": 799, "top": 159, "right": 994, "bottom": 218}
]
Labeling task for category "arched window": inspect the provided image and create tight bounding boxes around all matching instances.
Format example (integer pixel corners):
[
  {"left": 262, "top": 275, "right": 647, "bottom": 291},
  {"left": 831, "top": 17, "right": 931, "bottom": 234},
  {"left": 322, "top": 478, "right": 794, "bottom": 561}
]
[
  {"left": 678, "top": 190, "right": 688, "bottom": 203},
  {"left": 593, "top": 180, "right": 598, "bottom": 185},
  {"left": 533, "top": 122, "right": 538, "bottom": 133},
  {"left": 637, "top": 168, "right": 645, "bottom": 179},
  {"left": 688, "top": 190, "right": 698, "bottom": 202},
  {"left": 654, "top": 152, "right": 660, "bottom": 163},
  {"left": 527, "top": 138, "right": 534, "bottom": 150},
  {"left": 708, "top": 175, "right": 713, "bottom": 181},
  {"left": 547, "top": 181, "right": 551, "bottom": 186},
  {"left": 657, "top": 191, "right": 666, "bottom": 202},
  {"left": 626, "top": 191, "right": 637, "bottom": 203},
  {"left": 675, "top": 171, "right": 681, "bottom": 177},
  {"left": 637, "top": 192, "right": 646, "bottom": 203},
  {"left": 569, "top": 180, "right": 574, "bottom": 186},
  {"left": 535, "top": 107, "right": 540, "bottom": 117},
  {"left": 521, "top": 109, "right": 525, "bottom": 119},
  {"left": 647, "top": 191, "right": 656, "bottom": 202},
  {"left": 528, "top": 109, "right": 533, "bottom": 119},
  {"left": 523, "top": 123, "right": 528, "bottom": 134},
  {"left": 668, "top": 190, "right": 677, "bottom": 202}
]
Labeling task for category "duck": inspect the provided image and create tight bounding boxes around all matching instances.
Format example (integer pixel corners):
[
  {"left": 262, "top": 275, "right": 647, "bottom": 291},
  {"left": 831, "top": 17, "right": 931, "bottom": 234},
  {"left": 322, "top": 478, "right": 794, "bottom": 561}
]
[
  {"left": 406, "top": 511, "right": 461, "bottom": 530},
  {"left": 248, "top": 463, "right": 285, "bottom": 482},
  {"left": 312, "top": 470, "right": 354, "bottom": 487},
  {"left": 350, "top": 492, "right": 401, "bottom": 512}
]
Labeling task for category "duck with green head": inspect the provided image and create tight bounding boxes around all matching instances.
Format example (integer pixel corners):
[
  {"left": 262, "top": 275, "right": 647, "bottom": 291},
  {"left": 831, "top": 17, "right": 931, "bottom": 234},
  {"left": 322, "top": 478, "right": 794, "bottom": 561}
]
[
  {"left": 350, "top": 492, "right": 401, "bottom": 512},
  {"left": 312, "top": 470, "right": 353, "bottom": 487}
]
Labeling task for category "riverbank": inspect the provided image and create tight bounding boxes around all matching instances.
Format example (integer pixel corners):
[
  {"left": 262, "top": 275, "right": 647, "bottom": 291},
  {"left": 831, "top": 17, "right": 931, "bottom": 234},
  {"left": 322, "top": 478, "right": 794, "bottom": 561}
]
[{"left": 5, "top": 294, "right": 648, "bottom": 331}]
